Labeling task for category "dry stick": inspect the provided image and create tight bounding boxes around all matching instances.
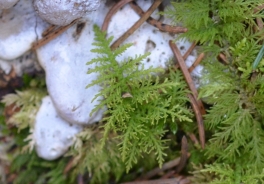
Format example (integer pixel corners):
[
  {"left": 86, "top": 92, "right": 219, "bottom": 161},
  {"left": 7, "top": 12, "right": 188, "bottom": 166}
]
[
  {"left": 101, "top": 0, "right": 134, "bottom": 32},
  {"left": 188, "top": 94, "right": 205, "bottom": 149},
  {"left": 175, "top": 136, "right": 188, "bottom": 173},
  {"left": 110, "top": 0, "right": 163, "bottom": 50},
  {"left": 122, "top": 178, "right": 182, "bottom": 184},
  {"left": 169, "top": 40, "right": 205, "bottom": 149},
  {"left": 169, "top": 40, "right": 205, "bottom": 115},
  {"left": 32, "top": 19, "right": 79, "bottom": 50},
  {"left": 188, "top": 52, "right": 205, "bottom": 73},
  {"left": 129, "top": 1, "right": 187, "bottom": 34}
]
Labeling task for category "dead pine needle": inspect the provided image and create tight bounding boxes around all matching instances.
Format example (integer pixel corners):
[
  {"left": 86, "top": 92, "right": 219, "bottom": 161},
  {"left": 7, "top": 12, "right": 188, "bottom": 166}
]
[
  {"left": 175, "top": 136, "right": 189, "bottom": 173},
  {"left": 32, "top": 19, "right": 79, "bottom": 50},
  {"left": 188, "top": 94, "right": 205, "bottom": 149},
  {"left": 101, "top": 0, "right": 134, "bottom": 32},
  {"left": 138, "top": 157, "right": 181, "bottom": 180},
  {"left": 129, "top": 1, "right": 187, "bottom": 34},
  {"left": 110, "top": 0, "right": 163, "bottom": 50},
  {"left": 188, "top": 52, "right": 205, "bottom": 73},
  {"left": 175, "top": 42, "right": 196, "bottom": 69},
  {"left": 122, "top": 178, "right": 188, "bottom": 184},
  {"left": 169, "top": 40, "right": 206, "bottom": 115},
  {"left": 169, "top": 40, "right": 205, "bottom": 148}
]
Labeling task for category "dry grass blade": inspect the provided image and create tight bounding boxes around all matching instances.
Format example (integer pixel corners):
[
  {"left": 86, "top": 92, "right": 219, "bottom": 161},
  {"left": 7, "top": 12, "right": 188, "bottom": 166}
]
[
  {"left": 110, "top": 0, "right": 163, "bottom": 50},
  {"left": 129, "top": 1, "right": 187, "bottom": 33}
]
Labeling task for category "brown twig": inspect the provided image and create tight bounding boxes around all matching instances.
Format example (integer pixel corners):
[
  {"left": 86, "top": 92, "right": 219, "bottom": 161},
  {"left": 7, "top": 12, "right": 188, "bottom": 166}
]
[
  {"left": 32, "top": 19, "right": 79, "bottom": 50},
  {"left": 129, "top": 1, "right": 187, "bottom": 34},
  {"left": 188, "top": 52, "right": 205, "bottom": 73},
  {"left": 110, "top": 0, "right": 163, "bottom": 50},
  {"left": 122, "top": 178, "right": 183, "bottom": 184},
  {"left": 169, "top": 40, "right": 206, "bottom": 115},
  {"left": 101, "top": 0, "right": 134, "bottom": 32},
  {"left": 188, "top": 94, "right": 205, "bottom": 149},
  {"left": 175, "top": 136, "right": 188, "bottom": 173}
]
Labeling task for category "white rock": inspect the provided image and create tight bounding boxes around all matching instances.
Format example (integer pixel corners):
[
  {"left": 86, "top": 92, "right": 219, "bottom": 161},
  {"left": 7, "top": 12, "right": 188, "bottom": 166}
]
[
  {"left": 0, "top": 0, "right": 48, "bottom": 60},
  {"left": 36, "top": 12, "right": 108, "bottom": 125},
  {"left": 34, "top": 0, "right": 101, "bottom": 26},
  {"left": 34, "top": 96, "right": 82, "bottom": 160},
  {"left": 107, "top": 1, "right": 197, "bottom": 70},
  {"left": 0, "top": 0, "right": 19, "bottom": 9},
  {"left": 0, "top": 51, "right": 42, "bottom": 76}
]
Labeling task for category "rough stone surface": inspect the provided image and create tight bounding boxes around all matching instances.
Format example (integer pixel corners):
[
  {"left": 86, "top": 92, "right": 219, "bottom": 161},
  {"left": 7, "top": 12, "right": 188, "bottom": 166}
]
[
  {"left": 107, "top": 1, "right": 197, "bottom": 70},
  {"left": 33, "top": 96, "right": 82, "bottom": 160},
  {"left": 0, "top": 0, "right": 19, "bottom": 9},
  {"left": 0, "top": 51, "right": 42, "bottom": 76},
  {"left": 0, "top": 0, "right": 48, "bottom": 60},
  {"left": 34, "top": 0, "right": 101, "bottom": 26},
  {"left": 36, "top": 17, "right": 107, "bottom": 125}
]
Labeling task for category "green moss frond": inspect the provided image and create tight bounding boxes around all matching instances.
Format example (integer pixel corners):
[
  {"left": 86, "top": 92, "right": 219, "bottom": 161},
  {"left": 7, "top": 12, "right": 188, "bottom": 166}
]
[{"left": 84, "top": 25, "right": 192, "bottom": 173}]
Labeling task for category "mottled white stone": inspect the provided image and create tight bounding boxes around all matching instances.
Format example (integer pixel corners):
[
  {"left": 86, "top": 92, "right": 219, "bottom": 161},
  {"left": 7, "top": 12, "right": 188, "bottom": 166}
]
[
  {"left": 0, "top": 0, "right": 19, "bottom": 9},
  {"left": 0, "top": 51, "right": 42, "bottom": 76},
  {"left": 36, "top": 15, "right": 107, "bottom": 125},
  {"left": 34, "top": 0, "right": 101, "bottom": 26},
  {"left": 107, "top": 1, "right": 197, "bottom": 70},
  {"left": 34, "top": 96, "right": 82, "bottom": 160},
  {"left": 0, "top": 0, "right": 48, "bottom": 60}
]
